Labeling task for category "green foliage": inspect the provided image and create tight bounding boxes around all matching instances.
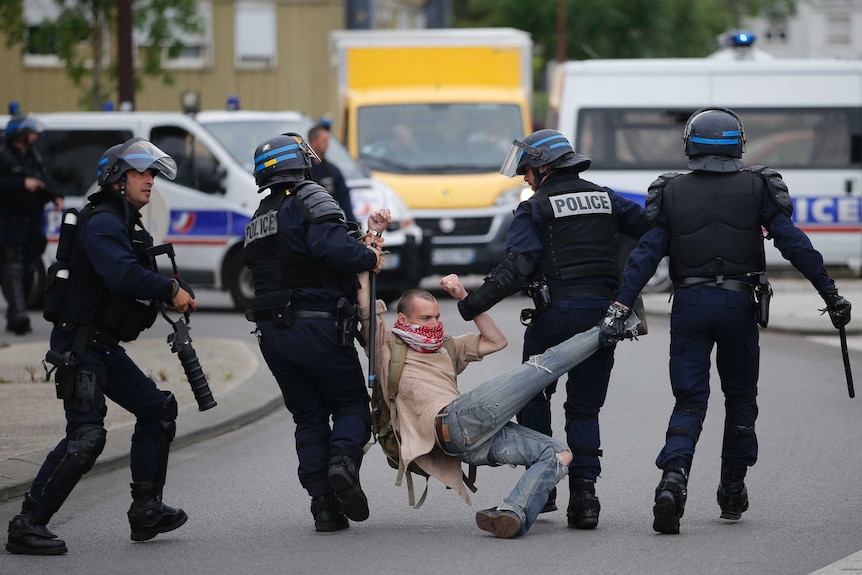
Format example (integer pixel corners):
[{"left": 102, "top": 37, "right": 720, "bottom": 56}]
[
  {"left": 454, "top": 0, "right": 796, "bottom": 62},
  {"left": 0, "top": 0, "right": 202, "bottom": 110}
]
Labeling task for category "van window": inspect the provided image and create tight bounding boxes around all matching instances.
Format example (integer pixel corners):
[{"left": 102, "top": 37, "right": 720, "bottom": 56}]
[
  {"left": 200, "top": 117, "right": 368, "bottom": 180},
  {"left": 150, "top": 126, "right": 223, "bottom": 194},
  {"left": 356, "top": 103, "right": 523, "bottom": 173},
  {"left": 577, "top": 107, "right": 862, "bottom": 170},
  {"left": 36, "top": 129, "right": 133, "bottom": 197}
]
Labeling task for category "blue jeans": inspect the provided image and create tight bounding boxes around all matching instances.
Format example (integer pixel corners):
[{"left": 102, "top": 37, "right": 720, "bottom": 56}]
[{"left": 438, "top": 327, "right": 600, "bottom": 535}]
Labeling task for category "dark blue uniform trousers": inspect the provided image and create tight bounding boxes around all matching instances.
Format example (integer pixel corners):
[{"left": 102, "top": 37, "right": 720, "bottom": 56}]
[
  {"left": 31, "top": 328, "right": 171, "bottom": 495},
  {"left": 256, "top": 317, "right": 371, "bottom": 498},
  {"left": 518, "top": 295, "right": 613, "bottom": 481},
  {"left": 658, "top": 285, "right": 760, "bottom": 473}
]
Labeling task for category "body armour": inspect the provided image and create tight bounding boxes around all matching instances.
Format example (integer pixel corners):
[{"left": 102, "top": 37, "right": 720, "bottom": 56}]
[
  {"left": 536, "top": 173, "right": 619, "bottom": 281},
  {"left": 243, "top": 182, "right": 354, "bottom": 310},
  {"left": 60, "top": 196, "right": 158, "bottom": 341},
  {"left": 664, "top": 170, "right": 766, "bottom": 280}
]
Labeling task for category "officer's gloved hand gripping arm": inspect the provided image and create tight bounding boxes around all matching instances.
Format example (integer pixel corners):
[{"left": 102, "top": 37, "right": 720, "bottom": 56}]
[{"left": 457, "top": 248, "right": 535, "bottom": 321}]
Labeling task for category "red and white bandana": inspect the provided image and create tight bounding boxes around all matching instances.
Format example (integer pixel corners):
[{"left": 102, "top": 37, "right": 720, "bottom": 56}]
[{"left": 392, "top": 317, "right": 445, "bottom": 353}]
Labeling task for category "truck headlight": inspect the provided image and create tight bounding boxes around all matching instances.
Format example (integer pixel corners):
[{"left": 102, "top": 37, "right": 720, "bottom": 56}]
[{"left": 495, "top": 184, "right": 533, "bottom": 206}]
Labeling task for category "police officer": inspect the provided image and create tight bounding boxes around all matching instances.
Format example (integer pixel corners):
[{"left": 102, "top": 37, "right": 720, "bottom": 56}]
[
  {"left": 457, "top": 129, "right": 646, "bottom": 530},
  {"left": 5, "top": 138, "right": 196, "bottom": 555},
  {"left": 307, "top": 124, "right": 357, "bottom": 224},
  {"left": 243, "top": 133, "right": 385, "bottom": 531},
  {"left": 0, "top": 114, "right": 63, "bottom": 334},
  {"left": 599, "top": 108, "right": 852, "bottom": 535}
]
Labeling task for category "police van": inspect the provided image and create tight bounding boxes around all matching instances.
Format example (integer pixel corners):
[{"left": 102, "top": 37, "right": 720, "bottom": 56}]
[
  {"left": 549, "top": 45, "right": 862, "bottom": 290},
  {"left": 13, "top": 110, "right": 423, "bottom": 309}
]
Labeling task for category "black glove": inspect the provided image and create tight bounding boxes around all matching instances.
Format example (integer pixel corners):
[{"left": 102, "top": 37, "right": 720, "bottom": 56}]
[
  {"left": 820, "top": 286, "right": 851, "bottom": 328},
  {"left": 599, "top": 302, "right": 632, "bottom": 348}
]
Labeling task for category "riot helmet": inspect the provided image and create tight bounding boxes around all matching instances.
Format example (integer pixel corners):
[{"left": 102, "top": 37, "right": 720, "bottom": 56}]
[
  {"left": 5, "top": 114, "right": 44, "bottom": 141},
  {"left": 499, "top": 129, "right": 591, "bottom": 178},
  {"left": 683, "top": 108, "right": 745, "bottom": 159},
  {"left": 253, "top": 132, "right": 319, "bottom": 192},
  {"left": 97, "top": 137, "right": 177, "bottom": 187}
]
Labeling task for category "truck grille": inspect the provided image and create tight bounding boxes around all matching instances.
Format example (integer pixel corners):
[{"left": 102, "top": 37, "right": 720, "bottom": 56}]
[{"left": 415, "top": 216, "right": 494, "bottom": 238}]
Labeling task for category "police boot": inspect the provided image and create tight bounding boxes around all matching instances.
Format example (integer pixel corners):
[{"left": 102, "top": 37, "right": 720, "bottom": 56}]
[
  {"left": 311, "top": 494, "right": 349, "bottom": 532},
  {"left": 540, "top": 487, "right": 558, "bottom": 514},
  {"left": 717, "top": 467, "right": 749, "bottom": 521},
  {"left": 327, "top": 455, "right": 369, "bottom": 522},
  {"left": 653, "top": 468, "right": 688, "bottom": 534},
  {"left": 127, "top": 482, "right": 188, "bottom": 542},
  {"left": 5, "top": 493, "right": 67, "bottom": 555},
  {"left": 2, "top": 262, "right": 31, "bottom": 335},
  {"left": 567, "top": 478, "right": 601, "bottom": 530}
]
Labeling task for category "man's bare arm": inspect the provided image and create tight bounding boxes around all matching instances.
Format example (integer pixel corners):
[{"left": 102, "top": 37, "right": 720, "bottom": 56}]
[{"left": 440, "top": 274, "right": 507, "bottom": 357}]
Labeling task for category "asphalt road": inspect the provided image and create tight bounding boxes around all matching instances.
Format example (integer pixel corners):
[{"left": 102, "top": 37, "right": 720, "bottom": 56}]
[{"left": 1, "top": 294, "right": 861, "bottom": 574}]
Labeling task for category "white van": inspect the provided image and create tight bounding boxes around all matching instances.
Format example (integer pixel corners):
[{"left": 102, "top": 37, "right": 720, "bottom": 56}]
[
  {"left": 550, "top": 57, "right": 862, "bottom": 290},
  {"left": 20, "top": 110, "right": 423, "bottom": 309}
]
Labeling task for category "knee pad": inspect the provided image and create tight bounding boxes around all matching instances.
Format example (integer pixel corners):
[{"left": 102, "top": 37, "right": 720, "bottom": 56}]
[
  {"left": 67, "top": 424, "right": 107, "bottom": 474},
  {"left": 160, "top": 392, "right": 178, "bottom": 442}
]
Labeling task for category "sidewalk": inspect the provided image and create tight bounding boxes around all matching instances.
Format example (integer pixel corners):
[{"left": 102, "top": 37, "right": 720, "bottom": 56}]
[{"left": 1, "top": 277, "right": 859, "bottom": 502}]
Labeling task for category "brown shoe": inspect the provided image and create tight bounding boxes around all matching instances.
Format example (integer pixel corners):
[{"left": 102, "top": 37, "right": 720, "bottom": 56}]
[{"left": 475, "top": 508, "right": 522, "bottom": 539}]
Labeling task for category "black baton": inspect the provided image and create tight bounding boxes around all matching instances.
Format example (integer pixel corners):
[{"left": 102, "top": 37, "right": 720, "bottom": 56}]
[
  {"left": 367, "top": 242, "right": 378, "bottom": 389},
  {"left": 839, "top": 326, "right": 855, "bottom": 398}
]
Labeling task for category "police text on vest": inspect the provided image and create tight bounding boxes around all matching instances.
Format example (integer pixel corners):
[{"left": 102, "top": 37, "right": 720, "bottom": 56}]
[
  {"left": 245, "top": 210, "right": 278, "bottom": 246},
  {"left": 551, "top": 191, "right": 612, "bottom": 218}
]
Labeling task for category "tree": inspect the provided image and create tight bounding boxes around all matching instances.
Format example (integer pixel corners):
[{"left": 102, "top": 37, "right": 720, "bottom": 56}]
[
  {"left": 1, "top": 0, "right": 202, "bottom": 110},
  {"left": 454, "top": 0, "right": 796, "bottom": 62}
]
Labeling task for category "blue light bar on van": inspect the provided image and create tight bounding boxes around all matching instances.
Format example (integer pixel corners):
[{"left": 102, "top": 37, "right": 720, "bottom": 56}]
[{"left": 727, "top": 31, "right": 756, "bottom": 47}]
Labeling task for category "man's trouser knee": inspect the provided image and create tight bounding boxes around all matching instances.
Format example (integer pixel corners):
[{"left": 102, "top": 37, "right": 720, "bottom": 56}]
[{"left": 31, "top": 424, "right": 107, "bottom": 524}]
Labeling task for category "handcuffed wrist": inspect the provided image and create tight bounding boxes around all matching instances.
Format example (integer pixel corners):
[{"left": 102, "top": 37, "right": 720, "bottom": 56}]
[{"left": 367, "top": 229, "right": 383, "bottom": 237}]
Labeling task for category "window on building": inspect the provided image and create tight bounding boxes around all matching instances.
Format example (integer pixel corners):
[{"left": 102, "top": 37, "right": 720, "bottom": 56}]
[
  {"left": 23, "top": 0, "right": 62, "bottom": 67},
  {"left": 163, "top": 0, "right": 213, "bottom": 70},
  {"left": 234, "top": 1, "right": 277, "bottom": 68},
  {"left": 826, "top": 14, "right": 851, "bottom": 45}
]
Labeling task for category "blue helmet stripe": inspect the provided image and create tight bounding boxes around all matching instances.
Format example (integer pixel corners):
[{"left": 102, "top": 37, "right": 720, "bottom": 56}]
[
  {"left": 254, "top": 152, "right": 298, "bottom": 173},
  {"left": 255, "top": 144, "right": 300, "bottom": 164},
  {"left": 691, "top": 136, "right": 740, "bottom": 145},
  {"left": 722, "top": 130, "right": 741, "bottom": 136},
  {"left": 534, "top": 134, "right": 571, "bottom": 148}
]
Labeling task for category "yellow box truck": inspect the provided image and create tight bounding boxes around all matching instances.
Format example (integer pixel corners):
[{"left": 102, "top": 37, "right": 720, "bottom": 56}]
[{"left": 330, "top": 28, "right": 533, "bottom": 277}]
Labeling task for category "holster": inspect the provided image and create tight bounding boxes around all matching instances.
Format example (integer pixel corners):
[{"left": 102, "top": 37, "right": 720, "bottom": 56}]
[
  {"left": 753, "top": 273, "right": 772, "bottom": 328},
  {"left": 336, "top": 297, "right": 360, "bottom": 347},
  {"left": 45, "top": 349, "right": 79, "bottom": 402},
  {"left": 526, "top": 281, "right": 551, "bottom": 313}
]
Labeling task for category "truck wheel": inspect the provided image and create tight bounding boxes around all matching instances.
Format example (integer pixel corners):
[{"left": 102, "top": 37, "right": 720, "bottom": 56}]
[
  {"left": 642, "top": 256, "right": 673, "bottom": 294},
  {"left": 27, "top": 259, "right": 46, "bottom": 310},
  {"left": 224, "top": 252, "right": 254, "bottom": 311}
]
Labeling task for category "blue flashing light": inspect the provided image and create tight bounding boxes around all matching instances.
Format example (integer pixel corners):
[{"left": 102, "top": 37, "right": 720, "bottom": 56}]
[
  {"left": 729, "top": 31, "right": 756, "bottom": 47},
  {"left": 8, "top": 100, "right": 20, "bottom": 115},
  {"left": 318, "top": 113, "right": 332, "bottom": 130},
  {"left": 227, "top": 95, "right": 240, "bottom": 111},
  {"left": 103, "top": 100, "right": 115, "bottom": 111}
]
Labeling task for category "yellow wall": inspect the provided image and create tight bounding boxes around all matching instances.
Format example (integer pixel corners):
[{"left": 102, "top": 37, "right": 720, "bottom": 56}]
[{"left": 0, "top": 0, "right": 344, "bottom": 117}]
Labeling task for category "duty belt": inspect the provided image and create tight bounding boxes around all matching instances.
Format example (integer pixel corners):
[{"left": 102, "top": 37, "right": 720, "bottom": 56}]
[
  {"left": 676, "top": 277, "right": 753, "bottom": 294},
  {"left": 251, "top": 308, "right": 337, "bottom": 322},
  {"left": 550, "top": 285, "right": 616, "bottom": 300}
]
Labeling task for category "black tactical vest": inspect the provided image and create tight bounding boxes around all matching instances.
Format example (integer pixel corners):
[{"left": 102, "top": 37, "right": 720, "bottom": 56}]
[
  {"left": 60, "top": 196, "right": 158, "bottom": 341},
  {"left": 664, "top": 170, "right": 765, "bottom": 280},
  {"left": 242, "top": 185, "right": 353, "bottom": 310},
  {"left": 536, "top": 173, "right": 620, "bottom": 281}
]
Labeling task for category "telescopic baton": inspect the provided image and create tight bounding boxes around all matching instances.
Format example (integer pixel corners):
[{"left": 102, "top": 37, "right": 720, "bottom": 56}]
[
  {"left": 839, "top": 326, "right": 855, "bottom": 398},
  {"left": 367, "top": 242, "right": 378, "bottom": 389}
]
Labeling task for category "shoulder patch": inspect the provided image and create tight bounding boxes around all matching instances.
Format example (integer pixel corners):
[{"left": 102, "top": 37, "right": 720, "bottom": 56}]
[{"left": 293, "top": 181, "right": 345, "bottom": 224}]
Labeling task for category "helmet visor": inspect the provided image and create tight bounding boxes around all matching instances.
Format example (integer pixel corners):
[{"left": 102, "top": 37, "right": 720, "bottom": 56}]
[
  {"left": 499, "top": 139, "right": 526, "bottom": 178},
  {"left": 121, "top": 140, "right": 177, "bottom": 181},
  {"left": 7, "top": 115, "right": 44, "bottom": 135}
]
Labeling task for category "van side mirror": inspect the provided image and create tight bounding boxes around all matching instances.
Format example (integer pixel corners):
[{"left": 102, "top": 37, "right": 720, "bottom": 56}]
[{"left": 199, "top": 163, "right": 227, "bottom": 194}]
